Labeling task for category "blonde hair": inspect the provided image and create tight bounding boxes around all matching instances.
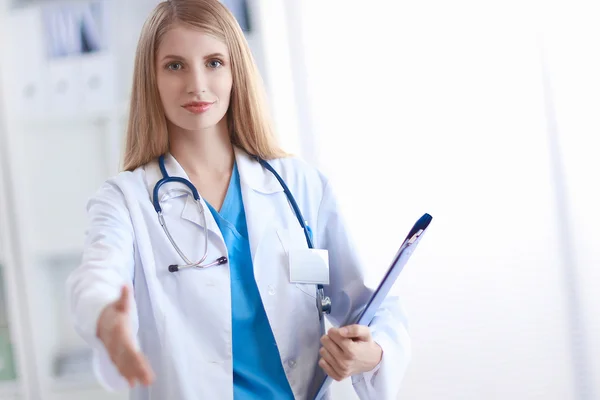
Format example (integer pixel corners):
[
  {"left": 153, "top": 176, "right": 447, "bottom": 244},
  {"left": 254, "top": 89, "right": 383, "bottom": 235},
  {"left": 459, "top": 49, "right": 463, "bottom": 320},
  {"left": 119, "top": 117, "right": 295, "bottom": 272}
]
[{"left": 123, "top": 0, "right": 287, "bottom": 171}]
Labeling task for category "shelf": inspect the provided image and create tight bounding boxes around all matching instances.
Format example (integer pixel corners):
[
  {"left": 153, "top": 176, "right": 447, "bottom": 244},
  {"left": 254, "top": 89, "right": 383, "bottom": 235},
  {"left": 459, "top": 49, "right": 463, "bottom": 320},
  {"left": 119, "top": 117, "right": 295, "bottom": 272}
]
[
  {"left": 50, "top": 376, "right": 129, "bottom": 400},
  {"left": 39, "top": 251, "right": 83, "bottom": 269},
  {"left": 9, "top": 103, "right": 129, "bottom": 130},
  {"left": 51, "top": 372, "right": 99, "bottom": 392}
]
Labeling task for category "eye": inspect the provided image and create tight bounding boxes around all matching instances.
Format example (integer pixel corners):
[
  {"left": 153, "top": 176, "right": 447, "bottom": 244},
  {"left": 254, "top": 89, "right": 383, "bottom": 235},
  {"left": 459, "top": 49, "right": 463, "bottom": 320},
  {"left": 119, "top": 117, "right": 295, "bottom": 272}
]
[
  {"left": 207, "top": 59, "right": 223, "bottom": 69},
  {"left": 166, "top": 62, "right": 183, "bottom": 71}
]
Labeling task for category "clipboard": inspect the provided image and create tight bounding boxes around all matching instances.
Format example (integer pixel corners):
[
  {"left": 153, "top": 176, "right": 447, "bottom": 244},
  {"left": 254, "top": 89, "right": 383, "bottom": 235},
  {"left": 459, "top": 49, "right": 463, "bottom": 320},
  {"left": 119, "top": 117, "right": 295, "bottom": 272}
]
[{"left": 311, "top": 213, "right": 433, "bottom": 400}]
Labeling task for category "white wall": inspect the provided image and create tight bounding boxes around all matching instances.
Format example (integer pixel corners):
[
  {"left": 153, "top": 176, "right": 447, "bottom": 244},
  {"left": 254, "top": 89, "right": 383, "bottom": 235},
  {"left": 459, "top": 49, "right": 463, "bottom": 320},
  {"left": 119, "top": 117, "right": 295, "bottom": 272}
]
[
  {"left": 540, "top": 1, "right": 600, "bottom": 397},
  {"left": 293, "top": 0, "right": 599, "bottom": 399}
]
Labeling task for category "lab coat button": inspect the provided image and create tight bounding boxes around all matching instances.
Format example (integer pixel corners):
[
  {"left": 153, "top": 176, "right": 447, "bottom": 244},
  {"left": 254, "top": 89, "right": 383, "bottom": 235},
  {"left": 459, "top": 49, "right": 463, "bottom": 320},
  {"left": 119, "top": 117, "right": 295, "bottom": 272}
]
[
  {"left": 288, "top": 359, "right": 296, "bottom": 368},
  {"left": 268, "top": 285, "right": 276, "bottom": 295}
]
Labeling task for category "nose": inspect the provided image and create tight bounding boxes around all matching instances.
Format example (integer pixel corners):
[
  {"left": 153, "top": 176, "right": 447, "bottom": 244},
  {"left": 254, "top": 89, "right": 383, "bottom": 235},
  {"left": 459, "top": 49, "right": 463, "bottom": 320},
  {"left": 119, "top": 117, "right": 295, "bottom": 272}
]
[{"left": 186, "top": 65, "right": 207, "bottom": 95}]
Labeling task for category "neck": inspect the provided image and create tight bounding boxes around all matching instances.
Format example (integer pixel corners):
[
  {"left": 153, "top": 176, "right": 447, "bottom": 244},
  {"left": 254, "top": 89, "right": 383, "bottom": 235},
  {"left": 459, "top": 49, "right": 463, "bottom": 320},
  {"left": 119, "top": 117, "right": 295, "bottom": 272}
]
[{"left": 168, "top": 118, "right": 234, "bottom": 177}]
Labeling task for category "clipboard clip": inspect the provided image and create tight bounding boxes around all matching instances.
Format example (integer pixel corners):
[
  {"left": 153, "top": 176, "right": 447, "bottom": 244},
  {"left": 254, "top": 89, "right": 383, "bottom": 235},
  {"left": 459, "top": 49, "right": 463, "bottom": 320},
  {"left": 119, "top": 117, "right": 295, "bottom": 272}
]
[{"left": 407, "top": 229, "right": 424, "bottom": 245}]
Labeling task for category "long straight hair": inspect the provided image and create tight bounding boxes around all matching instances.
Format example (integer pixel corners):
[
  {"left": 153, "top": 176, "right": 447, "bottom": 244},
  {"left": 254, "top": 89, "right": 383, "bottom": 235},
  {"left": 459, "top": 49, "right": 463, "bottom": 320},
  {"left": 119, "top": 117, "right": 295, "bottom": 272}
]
[{"left": 123, "top": 0, "right": 287, "bottom": 171}]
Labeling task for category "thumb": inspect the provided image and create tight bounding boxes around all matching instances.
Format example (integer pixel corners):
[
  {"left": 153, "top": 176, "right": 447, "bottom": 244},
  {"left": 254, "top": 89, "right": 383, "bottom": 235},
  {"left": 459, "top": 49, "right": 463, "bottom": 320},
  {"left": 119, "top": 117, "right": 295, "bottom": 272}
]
[
  {"left": 114, "top": 285, "right": 130, "bottom": 313},
  {"left": 339, "top": 325, "right": 371, "bottom": 341}
]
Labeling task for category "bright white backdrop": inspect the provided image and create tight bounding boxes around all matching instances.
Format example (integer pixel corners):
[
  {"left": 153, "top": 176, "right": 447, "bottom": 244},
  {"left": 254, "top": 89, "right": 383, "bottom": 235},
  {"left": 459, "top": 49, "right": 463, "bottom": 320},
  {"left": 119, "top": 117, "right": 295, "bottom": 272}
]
[{"left": 287, "top": 0, "right": 600, "bottom": 399}]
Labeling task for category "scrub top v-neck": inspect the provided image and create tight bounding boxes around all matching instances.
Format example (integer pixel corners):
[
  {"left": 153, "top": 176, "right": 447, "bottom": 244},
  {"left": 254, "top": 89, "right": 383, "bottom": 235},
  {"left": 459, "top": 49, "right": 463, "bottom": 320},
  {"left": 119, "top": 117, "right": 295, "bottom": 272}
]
[{"left": 204, "top": 163, "right": 295, "bottom": 399}]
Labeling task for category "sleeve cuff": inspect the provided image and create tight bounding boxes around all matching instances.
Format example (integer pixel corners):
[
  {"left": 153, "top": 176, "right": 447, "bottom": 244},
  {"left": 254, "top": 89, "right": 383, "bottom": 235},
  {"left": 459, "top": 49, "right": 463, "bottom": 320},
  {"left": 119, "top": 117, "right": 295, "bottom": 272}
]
[
  {"left": 363, "top": 350, "right": 383, "bottom": 384},
  {"left": 73, "top": 288, "right": 120, "bottom": 347},
  {"left": 351, "top": 342, "right": 383, "bottom": 386},
  {"left": 351, "top": 325, "right": 411, "bottom": 399},
  {"left": 70, "top": 288, "right": 131, "bottom": 391}
]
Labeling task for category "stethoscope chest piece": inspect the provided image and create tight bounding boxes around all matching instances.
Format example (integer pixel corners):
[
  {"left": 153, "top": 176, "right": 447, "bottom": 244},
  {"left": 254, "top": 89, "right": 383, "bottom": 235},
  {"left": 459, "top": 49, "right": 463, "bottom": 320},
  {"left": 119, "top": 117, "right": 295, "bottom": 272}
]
[{"left": 317, "top": 287, "right": 332, "bottom": 319}]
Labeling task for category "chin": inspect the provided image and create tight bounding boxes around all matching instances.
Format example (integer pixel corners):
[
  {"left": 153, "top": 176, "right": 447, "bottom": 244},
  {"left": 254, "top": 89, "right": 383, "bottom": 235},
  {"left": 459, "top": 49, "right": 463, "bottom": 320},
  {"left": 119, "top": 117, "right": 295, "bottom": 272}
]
[
  {"left": 183, "top": 119, "right": 217, "bottom": 131},
  {"left": 172, "top": 112, "right": 222, "bottom": 131}
]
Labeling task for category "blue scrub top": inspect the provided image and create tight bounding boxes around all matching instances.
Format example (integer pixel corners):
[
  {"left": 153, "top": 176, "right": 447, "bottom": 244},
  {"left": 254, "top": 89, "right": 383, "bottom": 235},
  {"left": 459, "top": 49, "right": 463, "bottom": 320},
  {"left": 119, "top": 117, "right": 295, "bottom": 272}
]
[{"left": 205, "top": 163, "right": 295, "bottom": 400}]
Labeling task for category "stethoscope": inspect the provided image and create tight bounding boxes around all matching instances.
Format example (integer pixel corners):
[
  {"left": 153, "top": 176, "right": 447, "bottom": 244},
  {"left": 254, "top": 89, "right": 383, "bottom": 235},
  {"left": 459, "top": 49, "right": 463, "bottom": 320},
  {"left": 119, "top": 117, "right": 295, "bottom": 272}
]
[{"left": 152, "top": 154, "right": 332, "bottom": 322}]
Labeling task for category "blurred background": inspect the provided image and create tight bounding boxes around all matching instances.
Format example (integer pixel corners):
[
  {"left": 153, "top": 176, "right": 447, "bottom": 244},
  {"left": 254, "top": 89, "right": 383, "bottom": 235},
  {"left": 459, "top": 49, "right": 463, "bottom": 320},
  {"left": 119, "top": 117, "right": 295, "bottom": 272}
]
[{"left": 0, "top": 0, "right": 598, "bottom": 399}]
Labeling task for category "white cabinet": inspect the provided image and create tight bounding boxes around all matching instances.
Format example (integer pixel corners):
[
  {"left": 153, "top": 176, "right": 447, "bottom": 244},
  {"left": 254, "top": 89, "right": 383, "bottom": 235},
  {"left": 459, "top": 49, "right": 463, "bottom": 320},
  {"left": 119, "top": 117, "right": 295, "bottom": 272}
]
[
  {"left": 46, "top": 59, "right": 81, "bottom": 119},
  {"left": 80, "top": 53, "right": 116, "bottom": 114},
  {"left": 3, "top": 6, "right": 46, "bottom": 121}
]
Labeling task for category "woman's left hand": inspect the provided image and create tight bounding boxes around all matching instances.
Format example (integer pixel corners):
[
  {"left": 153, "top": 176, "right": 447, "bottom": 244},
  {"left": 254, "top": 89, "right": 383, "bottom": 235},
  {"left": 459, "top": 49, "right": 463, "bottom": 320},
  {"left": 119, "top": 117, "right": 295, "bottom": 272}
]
[{"left": 319, "top": 325, "right": 383, "bottom": 381}]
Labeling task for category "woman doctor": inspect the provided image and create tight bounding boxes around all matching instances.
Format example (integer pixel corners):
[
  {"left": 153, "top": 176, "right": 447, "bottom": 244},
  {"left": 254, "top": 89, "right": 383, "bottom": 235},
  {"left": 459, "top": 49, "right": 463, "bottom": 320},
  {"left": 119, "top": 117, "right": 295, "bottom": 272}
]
[{"left": 66, "top": 0, "right": 410, "bottom": 399}]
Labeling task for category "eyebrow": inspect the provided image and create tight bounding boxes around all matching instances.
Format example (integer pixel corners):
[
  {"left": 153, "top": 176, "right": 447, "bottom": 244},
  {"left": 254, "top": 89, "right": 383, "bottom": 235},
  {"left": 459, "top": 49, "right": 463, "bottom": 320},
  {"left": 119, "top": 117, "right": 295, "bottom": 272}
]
[{"left": 160, "top": 52, "right": 227, "bottom": 62}]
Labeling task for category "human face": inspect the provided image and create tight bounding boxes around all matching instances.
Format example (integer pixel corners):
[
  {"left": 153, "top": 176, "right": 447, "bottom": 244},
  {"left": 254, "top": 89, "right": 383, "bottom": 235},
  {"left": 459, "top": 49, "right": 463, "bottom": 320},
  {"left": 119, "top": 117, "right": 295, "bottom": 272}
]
[{"left": 156, "top": 24, "right": 233, "bottom": 132}]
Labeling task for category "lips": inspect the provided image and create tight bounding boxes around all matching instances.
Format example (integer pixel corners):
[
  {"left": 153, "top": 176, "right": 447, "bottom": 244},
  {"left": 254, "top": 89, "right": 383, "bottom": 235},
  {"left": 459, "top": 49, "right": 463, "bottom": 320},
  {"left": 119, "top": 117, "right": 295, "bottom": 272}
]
[{"left": 182, "top": 101, "right": 215, "bottom": 114}]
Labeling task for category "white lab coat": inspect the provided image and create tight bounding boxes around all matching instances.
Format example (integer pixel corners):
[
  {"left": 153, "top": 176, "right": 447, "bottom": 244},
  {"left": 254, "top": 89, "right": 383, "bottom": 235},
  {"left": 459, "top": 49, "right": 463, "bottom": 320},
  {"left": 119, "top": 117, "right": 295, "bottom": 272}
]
[{"left": 66, "top": 147, "right": 411, "bottom": 400}]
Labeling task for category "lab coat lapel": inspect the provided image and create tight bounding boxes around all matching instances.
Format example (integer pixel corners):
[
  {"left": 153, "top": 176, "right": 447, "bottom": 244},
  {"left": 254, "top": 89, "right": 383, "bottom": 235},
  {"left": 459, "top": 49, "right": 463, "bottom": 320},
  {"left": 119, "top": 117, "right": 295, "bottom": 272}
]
[
  {"left": 144, "top": 153, "right": 221, "bottom": 237},
  {"left": 180, "top": 195, "right": 222, "bottom": 236},
  {"left": 234, "top": 148, "right": 283, "bottom": 271}
]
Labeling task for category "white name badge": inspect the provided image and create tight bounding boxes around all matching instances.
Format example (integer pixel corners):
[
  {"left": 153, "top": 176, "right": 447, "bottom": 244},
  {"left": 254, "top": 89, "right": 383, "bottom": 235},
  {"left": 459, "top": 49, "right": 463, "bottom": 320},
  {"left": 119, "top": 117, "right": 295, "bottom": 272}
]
[
  {"left": 284, "top": 226, "right": 329, "bottom": 285},
  {"left": 289, "top": 248, "right": 330, "bottom": 285}
]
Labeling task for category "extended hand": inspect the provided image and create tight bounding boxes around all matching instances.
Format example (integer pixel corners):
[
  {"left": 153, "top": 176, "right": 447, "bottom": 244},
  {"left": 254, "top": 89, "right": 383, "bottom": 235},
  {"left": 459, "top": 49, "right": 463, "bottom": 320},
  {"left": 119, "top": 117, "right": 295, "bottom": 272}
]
[
  {"left": 318, "top": 325, "right": 382, "bottom": 381},
  {"left": 97, "top": 285, "right": 155, "bottom": 388}
]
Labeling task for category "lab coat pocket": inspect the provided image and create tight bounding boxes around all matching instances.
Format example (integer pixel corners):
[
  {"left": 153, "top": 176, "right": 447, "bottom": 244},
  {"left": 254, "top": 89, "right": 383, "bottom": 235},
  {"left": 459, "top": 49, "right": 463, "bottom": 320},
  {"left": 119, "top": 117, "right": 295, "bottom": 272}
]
[{"left": 276, "top": 227, "right": 319, "bottom": 299}]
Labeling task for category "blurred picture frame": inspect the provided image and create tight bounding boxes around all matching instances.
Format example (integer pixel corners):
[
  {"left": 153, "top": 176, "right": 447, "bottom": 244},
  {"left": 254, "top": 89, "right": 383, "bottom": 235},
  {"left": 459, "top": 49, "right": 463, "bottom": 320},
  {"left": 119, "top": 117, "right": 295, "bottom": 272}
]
[
  {"left": 42, "top": 1, "right": 108, "bottom": 59},
  {"left": 222, "top": 0, "right": 251, "bottom": 33}
]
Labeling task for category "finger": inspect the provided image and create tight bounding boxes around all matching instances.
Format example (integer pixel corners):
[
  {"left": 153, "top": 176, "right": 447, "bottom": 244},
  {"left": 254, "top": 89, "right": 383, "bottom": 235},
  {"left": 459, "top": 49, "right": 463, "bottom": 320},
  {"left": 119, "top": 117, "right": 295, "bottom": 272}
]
[
  {"left": 115, "top": 338, "right": 146, "bottom": 382},
  {"left": 320, "top": 334, "right": 346, "bottom": 362},
  {"left": 115, "top": 346, "right": 140, "bottom": 384},
  {"left": 133, "top": 352, "right": 155, "bottom": 386},
  {"left": 117, "top": 358, "right": 140, "bottom": 388},
  {"left": 115, "top": 285, "right": 130, "bottom": 313},
  {"left": 122, "top": 342, "right": 149, "bottom": 374},
  {"left": 118, "top": 350, "right": 152, "bottom": 387},
  {"left": 319, "top": 358, "right": 343, "bottom": 382},
  {"left": 319, "top": 347, "right": 347, "bottom": 378},
  {"left": 327, "top": 328, "right": 354, "bottom": 353},
  {"left": 340, "top": 324, "right": 371, "bottom": 341}
]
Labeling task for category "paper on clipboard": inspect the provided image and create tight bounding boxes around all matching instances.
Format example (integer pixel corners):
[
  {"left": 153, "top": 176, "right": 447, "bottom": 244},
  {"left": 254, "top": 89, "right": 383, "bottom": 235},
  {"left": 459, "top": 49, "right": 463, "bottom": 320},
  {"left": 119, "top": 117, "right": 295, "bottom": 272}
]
[{"left": 311, "top": 213, "right": 433, "bottom": 400}]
